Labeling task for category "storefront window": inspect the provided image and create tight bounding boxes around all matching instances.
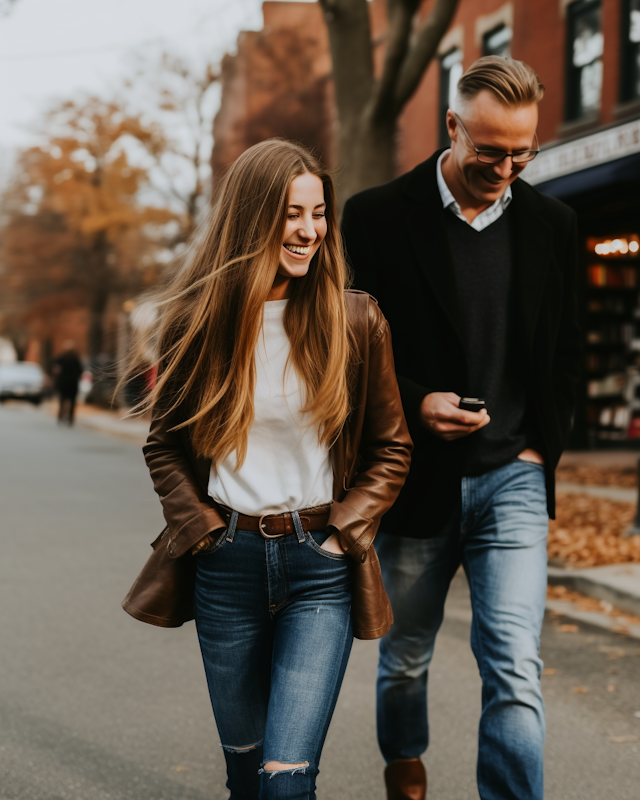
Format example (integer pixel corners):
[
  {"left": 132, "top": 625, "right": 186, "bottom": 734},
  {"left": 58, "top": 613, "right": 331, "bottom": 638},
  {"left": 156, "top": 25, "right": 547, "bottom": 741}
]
[
  {"left": 482, "top": 25, "right": 512, "bottom": 58},
  {"left": 621, "top": 0, "right": 640, "bottom": 101},
  {"left": 439, "top": 48, "right": 463, "bottom": 147},
  {"left": 566, "top": 0, "right": 603, "bottom": 120},
  {"left": 584, "top": 234, "right": 640, "bottom": 444}
]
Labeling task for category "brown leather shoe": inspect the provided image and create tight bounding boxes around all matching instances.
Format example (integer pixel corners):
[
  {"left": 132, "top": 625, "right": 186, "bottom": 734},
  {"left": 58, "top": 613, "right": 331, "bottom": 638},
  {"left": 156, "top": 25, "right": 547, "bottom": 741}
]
[{"left": 384, "top": 758, "right": 427, "bottom": 800}]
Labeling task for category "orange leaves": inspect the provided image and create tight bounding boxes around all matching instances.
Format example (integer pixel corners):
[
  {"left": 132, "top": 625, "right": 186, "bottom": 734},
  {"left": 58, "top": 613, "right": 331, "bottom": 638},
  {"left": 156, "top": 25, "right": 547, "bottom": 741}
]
[
  {"left": 556, "top": 466, "right": 638, "bottom": 488},
  {"left": 0, "top": 94, "right": 180, "bottom": 355},
  {"left": 549, "top": 493, "right": 640, "bottom": 567}
]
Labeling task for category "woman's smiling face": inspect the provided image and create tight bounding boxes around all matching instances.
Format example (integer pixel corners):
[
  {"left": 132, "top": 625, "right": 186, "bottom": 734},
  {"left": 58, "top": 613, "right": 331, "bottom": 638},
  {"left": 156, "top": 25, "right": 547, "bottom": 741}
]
[{"left": 279, "top": 171, "right": 327, "bottom": 279}]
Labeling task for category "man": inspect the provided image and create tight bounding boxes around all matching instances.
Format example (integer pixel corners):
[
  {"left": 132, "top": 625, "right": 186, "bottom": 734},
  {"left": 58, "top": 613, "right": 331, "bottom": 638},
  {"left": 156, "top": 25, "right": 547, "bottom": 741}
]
[
  {"left": 342, "top": 57, "right": 581, "bottom": 800},
  {"left": 52, "top": 340, "right": 83, "bottom": 425}
]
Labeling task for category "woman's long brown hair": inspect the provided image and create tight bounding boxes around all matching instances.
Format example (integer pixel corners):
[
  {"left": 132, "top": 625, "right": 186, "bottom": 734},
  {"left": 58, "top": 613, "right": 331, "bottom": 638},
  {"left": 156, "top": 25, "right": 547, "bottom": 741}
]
[{"left": 123, "top": 139, "right": 353, "bottom": 468}]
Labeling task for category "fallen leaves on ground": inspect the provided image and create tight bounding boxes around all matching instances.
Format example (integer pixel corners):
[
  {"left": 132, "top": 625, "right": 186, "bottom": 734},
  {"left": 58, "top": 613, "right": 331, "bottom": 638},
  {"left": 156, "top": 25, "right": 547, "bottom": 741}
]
[
  {"left": 572, "top": 686, "right": 590, "bottom": 694},
  {"left": 547, "top": 585, "right": 640, "bottom": 628},
  {"left": 549, "top": 493, "right": 640, "bottom": 566},
  {"left": 610, "top": 735, "right": 639, "bottom": 743},
  {"left": 598, "top": 645, "right": 626, "bottom": 659},
  {"left": 556, "top": 466, "right": 638, "bottom": 488}
]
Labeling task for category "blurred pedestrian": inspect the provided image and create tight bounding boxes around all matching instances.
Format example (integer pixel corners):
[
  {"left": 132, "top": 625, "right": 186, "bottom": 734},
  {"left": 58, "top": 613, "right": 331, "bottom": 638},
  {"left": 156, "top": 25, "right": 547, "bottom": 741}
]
[
  {"left": 342, "top": 57, "right": 581, "bottom": 800},
  {"left": 52, "top": 340, "right": 83, "bottom": 425},
  {"left": 122, "top": 139, "right": 411, "bottom": 799}
]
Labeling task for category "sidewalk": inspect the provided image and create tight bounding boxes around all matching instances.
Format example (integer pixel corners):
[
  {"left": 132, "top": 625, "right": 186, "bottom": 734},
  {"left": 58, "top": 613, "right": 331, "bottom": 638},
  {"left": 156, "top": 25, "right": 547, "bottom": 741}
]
[
  {"left": 549, "top": 449, "right": 640, "bottom": 636},
  {"left": 548, "top": 564, "right": 640, "bottom": 619},
  {"left": 73, "top": 403, "right": 150, "bottom": 445}
]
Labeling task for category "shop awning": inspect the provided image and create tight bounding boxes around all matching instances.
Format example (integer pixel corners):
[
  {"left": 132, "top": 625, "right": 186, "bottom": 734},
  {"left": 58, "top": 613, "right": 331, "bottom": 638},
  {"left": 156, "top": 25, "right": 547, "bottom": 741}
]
[{"left": 535, "top": 151, "right": 640, "bottom": 199}]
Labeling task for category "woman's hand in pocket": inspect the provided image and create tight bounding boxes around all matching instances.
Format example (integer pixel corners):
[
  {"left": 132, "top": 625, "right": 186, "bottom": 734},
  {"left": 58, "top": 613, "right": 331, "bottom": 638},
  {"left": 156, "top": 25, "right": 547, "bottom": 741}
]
[
  {"left": 320, "top": 532, "right": 345, "bottom": 555},
  {"left": 192, "top": 533, "right": 216, "bottom": 555}
]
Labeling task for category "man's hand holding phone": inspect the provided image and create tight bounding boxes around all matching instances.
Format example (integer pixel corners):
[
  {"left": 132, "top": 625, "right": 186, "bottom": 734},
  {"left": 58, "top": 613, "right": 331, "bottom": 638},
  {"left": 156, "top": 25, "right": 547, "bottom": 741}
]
[{"left": 419, "top": 392, "right": 490, "bottom": 440}]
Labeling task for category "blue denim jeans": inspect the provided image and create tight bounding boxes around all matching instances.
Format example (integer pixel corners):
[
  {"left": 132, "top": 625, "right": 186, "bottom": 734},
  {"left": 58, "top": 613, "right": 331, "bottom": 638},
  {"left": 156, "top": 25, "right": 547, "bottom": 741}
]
[
  {"left": 194, "top": 516, "right": 353, "bottom": 800},
  {"left": 377, "top": 460, "right": 548, "bottom": 800}
]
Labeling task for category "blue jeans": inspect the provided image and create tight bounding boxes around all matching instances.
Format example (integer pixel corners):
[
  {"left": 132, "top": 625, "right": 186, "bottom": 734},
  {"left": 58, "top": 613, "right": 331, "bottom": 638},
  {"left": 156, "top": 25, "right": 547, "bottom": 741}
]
[
  {"left": 377, "top": 460, "right": 548, "bottom": 800},
  {"left": 194, "top": 517, "right": 353, "bottom": 800}
]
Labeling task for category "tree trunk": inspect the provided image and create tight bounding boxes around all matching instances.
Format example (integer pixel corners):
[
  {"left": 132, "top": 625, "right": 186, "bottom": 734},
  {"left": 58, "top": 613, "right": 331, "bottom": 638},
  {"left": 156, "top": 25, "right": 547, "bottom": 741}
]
[
  {"left": 88, "top": 286, "right": 109, "bottom": 362},
  {"left": 87, "top": 231, "right": 110, "bottom": 362},
  {"left": 341, "top": 112, "right": 396, "bottom": 201},
  {"left": 321, "top": 0, "right": 461, "bottom": 207},
  {"left": 320, "top": 0, "right": 375, "bottom": 206}
]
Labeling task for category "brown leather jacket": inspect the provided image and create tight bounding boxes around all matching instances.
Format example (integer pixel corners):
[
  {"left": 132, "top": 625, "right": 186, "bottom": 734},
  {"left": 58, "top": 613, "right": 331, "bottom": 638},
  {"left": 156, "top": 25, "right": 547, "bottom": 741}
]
[{"left": 138, "top": 290, "right": 412, "bottom": 639}]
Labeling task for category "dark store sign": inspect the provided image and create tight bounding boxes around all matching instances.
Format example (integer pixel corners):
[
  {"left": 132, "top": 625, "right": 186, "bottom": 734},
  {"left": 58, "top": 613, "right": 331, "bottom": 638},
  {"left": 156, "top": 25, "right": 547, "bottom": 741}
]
[{"left": 523, "top": 119, "right": 640, "bottom": 186}]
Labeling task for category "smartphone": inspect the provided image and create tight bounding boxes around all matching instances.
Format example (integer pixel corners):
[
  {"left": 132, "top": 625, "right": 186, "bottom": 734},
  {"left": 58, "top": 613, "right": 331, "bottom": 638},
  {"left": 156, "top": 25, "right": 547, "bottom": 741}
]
[{"left": 459, "top": 397, "right": 487, "bottom": 413}]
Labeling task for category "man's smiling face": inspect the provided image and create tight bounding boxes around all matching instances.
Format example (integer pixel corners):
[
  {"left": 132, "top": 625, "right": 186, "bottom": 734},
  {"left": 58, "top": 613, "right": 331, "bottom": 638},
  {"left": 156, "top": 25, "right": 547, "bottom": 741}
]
[{"left": 446, "top": 90, "right": 539, "bottom": 205}]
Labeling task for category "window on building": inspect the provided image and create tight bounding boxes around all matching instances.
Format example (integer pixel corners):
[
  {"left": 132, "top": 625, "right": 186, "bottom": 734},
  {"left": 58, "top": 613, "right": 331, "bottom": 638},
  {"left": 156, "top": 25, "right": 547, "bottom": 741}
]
[
  {"left": 621, "top": 0, "right": 640, "bottom": 101},
  {"left": 439, "top": 48, "right": 463, "bottom": 147},
  {"left": 482, "top": 25, "right": 512, "bottom": 58},
  {"left": 566, "top": 0, "right": 604, "bottom": 120}
]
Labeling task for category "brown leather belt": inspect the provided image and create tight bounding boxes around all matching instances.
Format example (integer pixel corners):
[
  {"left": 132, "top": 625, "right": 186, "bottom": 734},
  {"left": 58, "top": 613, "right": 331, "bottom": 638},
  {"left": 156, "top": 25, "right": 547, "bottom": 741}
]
[{"left": 218, "top": 503, "right": 332, "bottom": 539}]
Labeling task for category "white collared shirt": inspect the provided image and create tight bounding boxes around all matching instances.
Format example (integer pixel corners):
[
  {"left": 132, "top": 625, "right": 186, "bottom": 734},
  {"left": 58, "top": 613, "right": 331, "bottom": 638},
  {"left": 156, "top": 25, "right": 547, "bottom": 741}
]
[{"left": 436, "top": 149, "right": 512, "bottom": 233}]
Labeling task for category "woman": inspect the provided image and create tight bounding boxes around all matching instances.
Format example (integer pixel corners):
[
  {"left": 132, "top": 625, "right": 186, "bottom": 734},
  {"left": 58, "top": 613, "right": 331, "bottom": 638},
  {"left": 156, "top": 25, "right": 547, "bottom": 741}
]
[{"left": 122, "top": 139, "right": 412, "bottom": 800}]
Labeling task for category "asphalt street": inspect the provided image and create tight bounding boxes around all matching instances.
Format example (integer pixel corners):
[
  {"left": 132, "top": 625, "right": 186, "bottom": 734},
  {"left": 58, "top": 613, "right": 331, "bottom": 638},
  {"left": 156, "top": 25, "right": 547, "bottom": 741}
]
[{"left": 1, "top": 403, "right": 639, "bottom": 800}]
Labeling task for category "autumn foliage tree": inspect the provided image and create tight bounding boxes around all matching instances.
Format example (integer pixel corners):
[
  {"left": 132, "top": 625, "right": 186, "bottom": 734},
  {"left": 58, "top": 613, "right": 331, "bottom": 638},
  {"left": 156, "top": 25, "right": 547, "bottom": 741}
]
[{"left": 0, "top": 97, "right": 175, "bottom": 360}]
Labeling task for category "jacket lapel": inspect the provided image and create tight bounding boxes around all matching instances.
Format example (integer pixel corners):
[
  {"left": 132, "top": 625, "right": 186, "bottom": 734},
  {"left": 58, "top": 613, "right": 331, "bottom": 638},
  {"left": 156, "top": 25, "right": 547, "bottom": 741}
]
[
  {"left": 510, "top": 179, "right": 553, "bottom": 351},
  {"left": 401, "top": 154, "right": 466, "bottom": 347}
]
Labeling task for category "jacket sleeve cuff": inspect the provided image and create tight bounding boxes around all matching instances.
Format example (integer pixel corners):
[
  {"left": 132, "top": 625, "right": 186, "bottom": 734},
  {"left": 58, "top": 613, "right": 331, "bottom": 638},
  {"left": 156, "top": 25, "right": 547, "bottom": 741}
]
[
  {"left": 327, "top": 499, "right": 379, "bottom": 563},
  {"left": 167, "top": 507, "right": 227, "bottom": 558}
]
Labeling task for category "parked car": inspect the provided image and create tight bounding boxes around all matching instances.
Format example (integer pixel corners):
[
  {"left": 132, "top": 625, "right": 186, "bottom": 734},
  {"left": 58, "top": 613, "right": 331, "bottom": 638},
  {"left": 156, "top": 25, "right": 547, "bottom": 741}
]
[{"left": 0, "top": 362, "right": 49, "bottom": 405}]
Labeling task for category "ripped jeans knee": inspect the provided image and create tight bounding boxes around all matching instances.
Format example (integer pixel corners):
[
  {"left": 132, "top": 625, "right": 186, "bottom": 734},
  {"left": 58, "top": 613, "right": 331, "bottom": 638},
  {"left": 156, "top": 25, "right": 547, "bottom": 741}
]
[
  {"left": 258, "top": 760, "right": 319, "bottom": 800},
  {"left": 259, "top": 760, "right": 310, "bottom": 778}
]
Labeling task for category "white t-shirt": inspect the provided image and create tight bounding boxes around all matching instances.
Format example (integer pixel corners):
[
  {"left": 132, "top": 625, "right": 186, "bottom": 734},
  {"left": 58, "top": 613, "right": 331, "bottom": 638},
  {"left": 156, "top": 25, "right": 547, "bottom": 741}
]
[{"left": 207, "top": 298, "right": 333, "bottom": 516}]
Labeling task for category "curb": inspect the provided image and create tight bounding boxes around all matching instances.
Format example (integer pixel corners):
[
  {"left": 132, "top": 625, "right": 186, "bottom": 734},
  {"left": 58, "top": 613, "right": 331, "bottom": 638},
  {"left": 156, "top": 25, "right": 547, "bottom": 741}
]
[
  {"left": 444, "top": 597, "right": 640, "bottom": 640},
  {"left": 548, "top": 564, "right": 640, "bottom": 619},
  {"left": 545, "top": 598, "right": 640, "bottom": 640},
  {"left": 556, "top": 481, "right": 637, "bottom": 504},
  {"left": 76, "top": 413, "right": 149, "bottom": 446}
]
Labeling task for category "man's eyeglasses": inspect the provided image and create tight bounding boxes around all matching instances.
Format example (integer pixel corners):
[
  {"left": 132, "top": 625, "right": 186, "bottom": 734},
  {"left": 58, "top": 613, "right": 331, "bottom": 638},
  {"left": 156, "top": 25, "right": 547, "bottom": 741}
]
[{"left": 453, "top": 113, "right": 539, "bottom": 165}]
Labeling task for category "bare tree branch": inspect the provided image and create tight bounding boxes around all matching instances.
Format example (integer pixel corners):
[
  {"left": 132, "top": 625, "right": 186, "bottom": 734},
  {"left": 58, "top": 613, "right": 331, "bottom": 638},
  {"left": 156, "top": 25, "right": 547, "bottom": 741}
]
[
  {"left": 393, "top": 0, "right": 460, "bottom": 112},
  {"left": 370, "top": 0, "right": 419, "bottom": 123}
]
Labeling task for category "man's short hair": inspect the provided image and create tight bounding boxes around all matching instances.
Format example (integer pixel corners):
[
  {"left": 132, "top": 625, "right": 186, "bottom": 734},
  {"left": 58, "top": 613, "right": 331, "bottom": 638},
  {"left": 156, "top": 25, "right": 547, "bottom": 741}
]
[{"left": 456, "top": 56, "right": 545, "bottom": 107}]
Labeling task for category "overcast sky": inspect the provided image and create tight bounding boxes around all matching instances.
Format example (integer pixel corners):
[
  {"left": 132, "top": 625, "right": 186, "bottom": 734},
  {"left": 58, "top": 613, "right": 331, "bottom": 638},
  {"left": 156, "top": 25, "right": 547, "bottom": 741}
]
[{"left": 0, "top": 0, "right": 298, "bottom": 152}]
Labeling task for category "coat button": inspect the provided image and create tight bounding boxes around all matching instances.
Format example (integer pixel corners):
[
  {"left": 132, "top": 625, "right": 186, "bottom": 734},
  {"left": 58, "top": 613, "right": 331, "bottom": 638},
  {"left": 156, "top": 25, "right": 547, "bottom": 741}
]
[{"left": 360, "top": 552, "right": 367, "bottom": 563}]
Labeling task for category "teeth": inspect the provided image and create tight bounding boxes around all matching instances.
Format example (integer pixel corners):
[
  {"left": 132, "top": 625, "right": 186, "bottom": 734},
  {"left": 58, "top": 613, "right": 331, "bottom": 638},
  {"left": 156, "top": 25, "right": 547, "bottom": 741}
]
[{"left": 284, "top": 244, "right": 311, "bottom": 255}]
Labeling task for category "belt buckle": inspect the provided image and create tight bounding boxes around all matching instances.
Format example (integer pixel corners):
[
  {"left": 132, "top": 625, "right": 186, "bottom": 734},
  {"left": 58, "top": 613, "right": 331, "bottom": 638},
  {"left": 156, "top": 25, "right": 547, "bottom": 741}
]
[{"left": 258, "top": 513, "right": 284, "bottom": 539}]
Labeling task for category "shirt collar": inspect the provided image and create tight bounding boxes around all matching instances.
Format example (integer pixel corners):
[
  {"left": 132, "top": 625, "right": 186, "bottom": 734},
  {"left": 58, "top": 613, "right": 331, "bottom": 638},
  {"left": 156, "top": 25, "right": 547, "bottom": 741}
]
[{"left": 436, "top": 149, "right": 512, "bottom": 216}]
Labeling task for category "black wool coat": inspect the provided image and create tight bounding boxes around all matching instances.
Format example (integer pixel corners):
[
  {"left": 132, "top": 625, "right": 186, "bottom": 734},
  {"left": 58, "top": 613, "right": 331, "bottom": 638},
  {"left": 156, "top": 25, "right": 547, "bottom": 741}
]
[{"left": 341, "top": 150, "right": 582, "bottom": 537}]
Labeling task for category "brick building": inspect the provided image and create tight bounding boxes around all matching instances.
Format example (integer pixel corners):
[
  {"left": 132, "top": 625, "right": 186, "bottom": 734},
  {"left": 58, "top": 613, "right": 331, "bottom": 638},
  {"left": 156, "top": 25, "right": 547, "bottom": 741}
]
[
  {"left": 213, "top": 0, "right": 640, "bottom": 448},
  {"left": 211, "top": 1, "right": 335, "bottom": 177}
]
